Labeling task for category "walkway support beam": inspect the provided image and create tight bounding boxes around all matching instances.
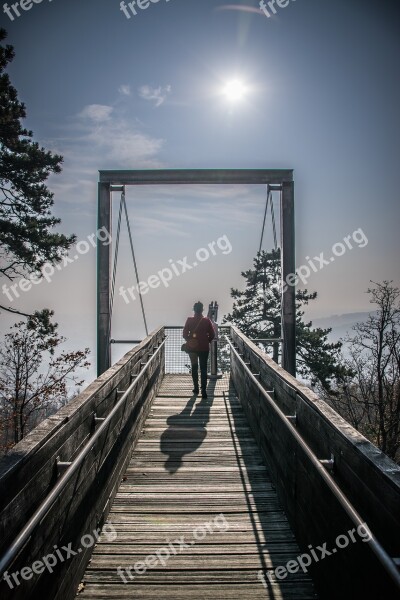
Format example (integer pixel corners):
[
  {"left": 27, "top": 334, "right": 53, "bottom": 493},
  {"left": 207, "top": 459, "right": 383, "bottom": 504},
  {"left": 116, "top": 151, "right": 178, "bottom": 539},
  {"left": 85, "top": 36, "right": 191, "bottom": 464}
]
[
  {"left": 97, "top": 182, "right": 112, "bottom": 377},
  {"left": 281, "top": 181, "right": 296, "bottom": 375},
  {"left": 99, "top": 169, "right": 293, "bottom": 185}
]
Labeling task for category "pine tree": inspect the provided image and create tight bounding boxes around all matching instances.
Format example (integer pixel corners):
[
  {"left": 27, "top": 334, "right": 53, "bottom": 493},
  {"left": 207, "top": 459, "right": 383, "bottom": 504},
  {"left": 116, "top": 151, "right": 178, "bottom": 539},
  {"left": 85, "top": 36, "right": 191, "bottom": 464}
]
[
  {"left": 224, "top": 249, "right": 351, "bottom": 392},
  {"left": 0, "top": 29, "right": 75, "bottom": 315}
]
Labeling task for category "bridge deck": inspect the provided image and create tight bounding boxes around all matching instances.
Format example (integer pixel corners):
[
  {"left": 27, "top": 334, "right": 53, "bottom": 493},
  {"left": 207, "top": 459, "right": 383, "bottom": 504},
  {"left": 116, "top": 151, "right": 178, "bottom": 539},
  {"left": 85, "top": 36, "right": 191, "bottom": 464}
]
[{"left": 78, "top": 374, "right": 317, "bottom": 599}]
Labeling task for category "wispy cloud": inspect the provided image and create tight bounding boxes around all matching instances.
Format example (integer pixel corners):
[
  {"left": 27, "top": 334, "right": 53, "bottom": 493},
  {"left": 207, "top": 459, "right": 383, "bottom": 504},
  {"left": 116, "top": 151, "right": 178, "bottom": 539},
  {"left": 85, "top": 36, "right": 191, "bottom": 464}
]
[
  {"left": 47, "top": 103, "right": 166, "bottom": 212},
  {"left": 78, "top": 104, "right": 113, "bottom": 122},
  {"left": 74, "top": 104, "right": 165, "bottom": 168},
  {"left": 118, "top": 84, "right": 131, "bottom": 96},
  {"left": 139, "top": 85, "right": 172, "bottom": 107},
  {"left": 127, "top": 215, "right": 190, "bottom": 238},
  {"left": 126, "top": 185, "right": 266, "bottom": 231},
  {"left": 89, "top": 124, "right": 164, "bottom": 166},
  {"left": 216, "top": 4, "right": 263, "bottom": 16}
]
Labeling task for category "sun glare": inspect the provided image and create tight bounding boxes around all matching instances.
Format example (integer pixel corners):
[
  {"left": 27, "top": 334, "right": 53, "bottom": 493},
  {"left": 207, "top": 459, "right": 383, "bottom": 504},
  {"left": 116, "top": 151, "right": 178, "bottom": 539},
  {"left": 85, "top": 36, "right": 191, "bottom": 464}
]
[{"left": 222, "top": 79, "right": 248, "bottom": 103}]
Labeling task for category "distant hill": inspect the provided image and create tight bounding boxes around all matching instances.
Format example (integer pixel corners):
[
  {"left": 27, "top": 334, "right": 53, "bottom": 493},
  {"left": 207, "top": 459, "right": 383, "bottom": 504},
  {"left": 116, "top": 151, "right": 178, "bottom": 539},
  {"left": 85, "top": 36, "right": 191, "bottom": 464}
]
[{"left": 310, "top": 311, "right": 374, "bottom": 343}]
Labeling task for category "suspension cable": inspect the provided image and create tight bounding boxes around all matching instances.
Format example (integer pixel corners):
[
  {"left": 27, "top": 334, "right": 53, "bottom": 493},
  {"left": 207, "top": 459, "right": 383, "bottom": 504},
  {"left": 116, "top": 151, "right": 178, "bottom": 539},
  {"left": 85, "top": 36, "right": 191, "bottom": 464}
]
[
  {"left": 271, "top": 191, "right": 278, "bottom": 250},
  {"left": 110, "top": 191, "right": 124, "bottom": 320},
  {"left": 278, "top": 187, "right": 290, "bottom": 368},
  {"left": 122, "top": 191, "right": 149, "bottom": 337},
  {"left": 259, "top": 185, "right": 285, "bottom": 365},
  {"left": 258, "top": 185, "right": 271, "bottom": 254},
  {"left": 106, "top": 191, "right": 124, "bottom": 368}
]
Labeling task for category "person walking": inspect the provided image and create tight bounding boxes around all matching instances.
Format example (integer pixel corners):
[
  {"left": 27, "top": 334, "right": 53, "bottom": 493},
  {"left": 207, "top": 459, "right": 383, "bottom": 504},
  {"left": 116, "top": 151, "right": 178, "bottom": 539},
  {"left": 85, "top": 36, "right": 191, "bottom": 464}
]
[{"left": 183, "top": 301, "right": 215, "bottom": 398}]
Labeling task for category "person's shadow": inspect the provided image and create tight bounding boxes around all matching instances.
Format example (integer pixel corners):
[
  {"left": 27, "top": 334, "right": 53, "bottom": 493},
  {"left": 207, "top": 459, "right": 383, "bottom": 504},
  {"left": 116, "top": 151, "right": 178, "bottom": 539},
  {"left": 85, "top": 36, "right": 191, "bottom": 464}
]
[{"left": 160, "top": 393, "right": 214, "bottom": 474}]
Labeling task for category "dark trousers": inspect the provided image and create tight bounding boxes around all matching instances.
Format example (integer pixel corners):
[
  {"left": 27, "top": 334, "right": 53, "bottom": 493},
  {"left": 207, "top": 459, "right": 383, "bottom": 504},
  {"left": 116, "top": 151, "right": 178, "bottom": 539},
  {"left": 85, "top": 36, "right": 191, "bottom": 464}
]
[{"left": 189, "top": 351, "right": 209, "bottom": 391}]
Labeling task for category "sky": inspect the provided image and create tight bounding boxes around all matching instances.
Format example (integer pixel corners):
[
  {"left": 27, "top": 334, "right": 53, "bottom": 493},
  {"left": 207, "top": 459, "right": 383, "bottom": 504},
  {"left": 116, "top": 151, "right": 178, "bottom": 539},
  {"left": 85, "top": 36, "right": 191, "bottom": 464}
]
[{"left": 1, "top": 0, "right": 399, "bottom": 378}]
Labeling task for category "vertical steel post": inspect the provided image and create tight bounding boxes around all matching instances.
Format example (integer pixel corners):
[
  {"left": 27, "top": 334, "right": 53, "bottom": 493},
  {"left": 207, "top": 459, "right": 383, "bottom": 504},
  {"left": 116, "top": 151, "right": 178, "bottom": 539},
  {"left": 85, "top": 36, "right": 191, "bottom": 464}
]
[
  {"left": 281, "top": 181, "right": 296, "bottom": 376},
  {"left": 97, "top": 182, "right": 112, "bottom": 376},
  {"left": 208, "top": 301, "right": 221, "bottom": 379},
  {"left": 210, "top": 341, "right": 218, "bottom": 376}
]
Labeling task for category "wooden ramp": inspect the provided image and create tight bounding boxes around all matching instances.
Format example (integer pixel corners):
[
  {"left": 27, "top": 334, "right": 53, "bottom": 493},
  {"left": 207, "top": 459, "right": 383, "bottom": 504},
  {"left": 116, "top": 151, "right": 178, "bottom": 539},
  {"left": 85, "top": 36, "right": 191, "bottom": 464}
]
[{"left": 78, "top": 374, "right": 317, "bottom": 599}]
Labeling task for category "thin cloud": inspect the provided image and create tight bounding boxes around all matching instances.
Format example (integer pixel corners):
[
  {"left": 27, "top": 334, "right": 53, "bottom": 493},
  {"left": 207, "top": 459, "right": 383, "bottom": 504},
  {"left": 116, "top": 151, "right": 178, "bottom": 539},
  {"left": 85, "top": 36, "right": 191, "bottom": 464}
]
[
  {"left": 216, "top": 4, "right": 263, "bottom": 16},
  {"left": 78, "top": 104, "right": 113, "bottom": 122},
  {"left": 74, "top": 103, "right": 165, "bottom": 168},
  {"left": 118, "top": 84, "right": 131, "bottom": 96},
  {"left": 139, "top": 85, "right": 172, "bottom": 107},
  {"left": 49, "top": 106, "right": 166, "bottom": 211},
  {"left": 99, "top": 125, "right": 164, "bottom": 166},
  {"left": 126, "top": 185, "right": 265, "bottom": 228}
]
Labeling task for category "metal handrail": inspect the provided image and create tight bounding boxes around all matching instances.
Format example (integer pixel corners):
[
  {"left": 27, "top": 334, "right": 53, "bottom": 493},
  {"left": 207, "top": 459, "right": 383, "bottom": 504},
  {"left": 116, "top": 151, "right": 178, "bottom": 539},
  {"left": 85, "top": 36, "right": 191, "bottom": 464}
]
[
  {"left": 225, "top": 335, "right": 400, "bottom": 590},
  {"left": 249, "top": 337, "right": 283, "bottom": 343},
  {"left": 0, "top": 337, "right": 166, "bottom": 577}
]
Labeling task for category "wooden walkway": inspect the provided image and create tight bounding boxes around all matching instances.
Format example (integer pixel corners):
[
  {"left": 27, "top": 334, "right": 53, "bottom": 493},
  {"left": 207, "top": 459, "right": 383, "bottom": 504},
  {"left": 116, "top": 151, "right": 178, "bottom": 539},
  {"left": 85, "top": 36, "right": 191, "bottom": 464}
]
[{"left": 78, "top": 374, "right": 317, "bottom": 599}]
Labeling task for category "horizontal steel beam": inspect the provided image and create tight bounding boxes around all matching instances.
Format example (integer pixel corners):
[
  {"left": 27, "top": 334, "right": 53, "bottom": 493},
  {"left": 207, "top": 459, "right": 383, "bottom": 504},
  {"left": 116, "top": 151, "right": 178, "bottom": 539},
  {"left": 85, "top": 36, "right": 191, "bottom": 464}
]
[{"left": 99, "top": 169, "right": 293, "bottom": 186}]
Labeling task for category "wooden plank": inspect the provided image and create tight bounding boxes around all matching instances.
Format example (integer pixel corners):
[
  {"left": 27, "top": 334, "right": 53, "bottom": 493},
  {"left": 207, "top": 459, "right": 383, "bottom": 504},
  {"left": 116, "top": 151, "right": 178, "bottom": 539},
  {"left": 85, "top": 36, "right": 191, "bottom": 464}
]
[
  {"left": 89, "top": 554, "right": 303, "bottom": 569},
  {"left": 97, "top": 531, "right": 295, "bottom": 543},
  {"left": 79, "top": 582, "right": 315, "bottom": 600},
  {"left": 108, "top": 514, "right": 291, "bottom": 528}
]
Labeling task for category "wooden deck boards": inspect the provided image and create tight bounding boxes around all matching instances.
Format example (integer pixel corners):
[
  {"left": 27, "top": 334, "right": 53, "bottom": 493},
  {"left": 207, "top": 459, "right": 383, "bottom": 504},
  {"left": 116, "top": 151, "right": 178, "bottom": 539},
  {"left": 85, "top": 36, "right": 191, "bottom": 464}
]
[{"left": 77, "top": 375, "right": 317, "bottom": 599}]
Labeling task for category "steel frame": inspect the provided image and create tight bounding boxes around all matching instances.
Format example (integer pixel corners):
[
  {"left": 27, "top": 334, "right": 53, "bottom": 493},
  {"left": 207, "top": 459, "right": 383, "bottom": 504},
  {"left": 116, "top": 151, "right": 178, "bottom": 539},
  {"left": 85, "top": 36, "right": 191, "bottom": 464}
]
[{"left": 97, "top": 169, "right": 295, "bottom": 376}]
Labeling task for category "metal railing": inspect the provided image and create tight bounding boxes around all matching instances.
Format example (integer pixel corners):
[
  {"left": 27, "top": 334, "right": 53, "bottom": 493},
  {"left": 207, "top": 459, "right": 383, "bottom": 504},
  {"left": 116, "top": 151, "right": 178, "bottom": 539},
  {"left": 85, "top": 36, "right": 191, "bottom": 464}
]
[
  {"left": 0, "top": 337, "right": 166, "bottom": 579},
  {"left": 164, "top": 326, "right": 230, "bottom": 374},
  {"left": 226, "top": 335, "right": 400, "bottom": 592}
]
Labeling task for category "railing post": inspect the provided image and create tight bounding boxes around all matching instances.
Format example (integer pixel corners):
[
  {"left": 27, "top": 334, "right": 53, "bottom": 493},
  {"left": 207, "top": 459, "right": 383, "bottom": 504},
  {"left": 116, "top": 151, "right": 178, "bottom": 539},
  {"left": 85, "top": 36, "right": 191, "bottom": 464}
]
[
  {"left": 210, "top": 339, "right": 218, "bottom": 376},
  {"left": 208, "top": 301, "right": 222, "bottom": 379}
]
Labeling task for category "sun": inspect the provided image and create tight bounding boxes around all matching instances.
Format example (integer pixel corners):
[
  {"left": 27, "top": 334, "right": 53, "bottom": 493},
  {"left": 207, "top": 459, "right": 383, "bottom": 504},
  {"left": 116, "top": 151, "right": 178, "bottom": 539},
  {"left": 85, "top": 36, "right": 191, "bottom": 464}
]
[{"left": 222, "top": 79, "right": 248, "bottom": 103}]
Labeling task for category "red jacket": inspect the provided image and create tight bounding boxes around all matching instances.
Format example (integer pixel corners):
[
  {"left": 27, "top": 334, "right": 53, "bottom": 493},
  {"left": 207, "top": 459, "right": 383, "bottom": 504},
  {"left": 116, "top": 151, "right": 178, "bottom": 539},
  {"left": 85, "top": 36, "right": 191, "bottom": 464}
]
[{"left": 183, "top": 315, "right": 215, "bottom": 351}]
